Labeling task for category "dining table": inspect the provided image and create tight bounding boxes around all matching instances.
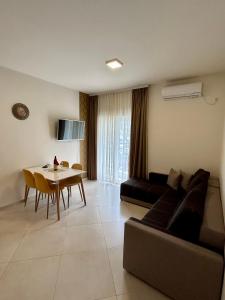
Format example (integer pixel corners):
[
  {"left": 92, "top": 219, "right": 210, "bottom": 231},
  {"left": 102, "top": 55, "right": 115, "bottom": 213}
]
[{"left": 24, "top": 165, "right": 86, "bottom": 220}]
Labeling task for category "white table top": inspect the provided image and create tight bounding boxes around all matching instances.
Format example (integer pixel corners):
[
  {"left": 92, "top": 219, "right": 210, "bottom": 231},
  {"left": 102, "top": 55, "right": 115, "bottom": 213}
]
[{"left": 25, "top": 166, "right": 85, "bottom": 182}]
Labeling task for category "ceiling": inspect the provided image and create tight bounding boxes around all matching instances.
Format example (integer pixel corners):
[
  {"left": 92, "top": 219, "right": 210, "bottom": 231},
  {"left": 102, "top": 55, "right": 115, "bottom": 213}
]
[{"left": 0, "top": 0, "right": 225, "bottom": 94}]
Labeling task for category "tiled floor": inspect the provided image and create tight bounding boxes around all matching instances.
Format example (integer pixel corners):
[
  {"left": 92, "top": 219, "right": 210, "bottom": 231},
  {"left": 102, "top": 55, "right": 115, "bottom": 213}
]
[{"left": 0, "top": 180, "right": 170, "bottom": 300}]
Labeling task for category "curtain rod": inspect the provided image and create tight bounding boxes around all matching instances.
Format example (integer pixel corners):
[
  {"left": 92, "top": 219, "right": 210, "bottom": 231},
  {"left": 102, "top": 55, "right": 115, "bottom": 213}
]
[{"left": 90, "top": 84, "right": 149, "bottom": 96}]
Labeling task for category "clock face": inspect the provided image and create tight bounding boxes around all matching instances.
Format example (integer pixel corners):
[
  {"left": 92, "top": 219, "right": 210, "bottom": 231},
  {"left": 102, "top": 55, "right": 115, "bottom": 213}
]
[{"left": 12, "top": 103, "right": 30, "bottom": 120}]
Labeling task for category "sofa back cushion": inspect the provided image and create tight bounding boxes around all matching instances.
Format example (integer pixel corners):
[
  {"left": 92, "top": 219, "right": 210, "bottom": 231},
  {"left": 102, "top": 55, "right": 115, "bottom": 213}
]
[
  {"left": 167, "top": 184, "right": 205, "bottom": 242},
  {"left": 188, "top": 169, "right": 210, "bottom": 194},
  {"left": 180, "top": 171, "right": 192, "bottom": 191},
  {"left": 167, "top": 168, "right": 181, "bottom": 190}
]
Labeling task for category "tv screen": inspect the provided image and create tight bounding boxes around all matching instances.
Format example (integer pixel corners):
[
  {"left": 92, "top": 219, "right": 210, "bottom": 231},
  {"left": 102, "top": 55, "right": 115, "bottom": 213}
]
[{"left": 57, "top": 119, "right": 85, "bottom": 140}]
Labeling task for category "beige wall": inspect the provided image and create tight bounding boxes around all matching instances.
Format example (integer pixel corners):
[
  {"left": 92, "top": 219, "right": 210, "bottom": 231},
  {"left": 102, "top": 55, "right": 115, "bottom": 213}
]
[
  {"left": 0, "top": 67, "right": 79, "bottom": 207},
  {"left": 148, "top": 72, "right": 225, "bottom": 177}
]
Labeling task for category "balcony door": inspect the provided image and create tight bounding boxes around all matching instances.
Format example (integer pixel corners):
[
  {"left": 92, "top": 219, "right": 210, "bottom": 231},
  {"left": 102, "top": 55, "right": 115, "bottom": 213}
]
[{"left": 97, "top": 91, "right": 131, "bottom": 184}]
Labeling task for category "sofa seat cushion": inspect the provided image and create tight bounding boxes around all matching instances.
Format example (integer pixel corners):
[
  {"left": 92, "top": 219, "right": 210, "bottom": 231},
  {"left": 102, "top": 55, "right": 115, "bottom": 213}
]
[
  {"left": 120, "top": 178, "right": 169, "bottom": 205},
  {"left": 199, "top": 186, "right": 225, "bottom": 253},
  {"left": 141, "top": 189, "right": 181, "bottom": 230}
]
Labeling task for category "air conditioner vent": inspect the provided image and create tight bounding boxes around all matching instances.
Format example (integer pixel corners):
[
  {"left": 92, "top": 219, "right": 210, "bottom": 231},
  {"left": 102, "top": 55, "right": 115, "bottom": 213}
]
[{"left": 162, "top": 82, "right": 202, "bottom": 100}]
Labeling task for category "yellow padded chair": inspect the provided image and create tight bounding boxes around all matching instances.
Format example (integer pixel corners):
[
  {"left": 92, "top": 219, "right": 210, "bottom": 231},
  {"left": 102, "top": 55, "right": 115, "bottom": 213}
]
[
  {"left": 62, "top": 163, "right": 86, "bottom": 207},
  {"left": 60, "top": 161, "right": 69, "bottom": 168},
  {"left": 33, "top": 172, "right": 66, "bottom": 218},
  {"left": 23, "top": 169, "right": 36, "bottom": 207},
  {"left": 71, "top": 163, "right": 82, "bottom": 170}
]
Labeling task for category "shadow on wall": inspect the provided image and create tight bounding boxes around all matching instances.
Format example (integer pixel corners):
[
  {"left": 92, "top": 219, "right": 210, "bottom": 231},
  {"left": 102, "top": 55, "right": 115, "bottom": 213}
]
[
  {"left": 0, "top": 171, "right": 24, "bottom": 208},
  {"left": 47, "top": 115, "right": 57, "bottom": 139}
]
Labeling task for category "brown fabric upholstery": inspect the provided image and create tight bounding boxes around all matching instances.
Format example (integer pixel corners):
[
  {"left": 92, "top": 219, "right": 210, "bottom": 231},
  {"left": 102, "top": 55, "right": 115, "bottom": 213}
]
[
  {"left": 188, "top": 168, "right": 210, "bottom": 194},
  {"left": 141, "top": 189, "right": 181, "bottom": 230},
  {"left": 123, "top": 219, "right": 224, "bottom": 300},
  {"left": 167, "top": 184, "right": 205, "bottom": 243},
  {"left": 129, "top": 87, "right": 148, "bottom": 179},
  {"left": 121, "top": 196, "right": 153, "bottom": 209},
  {"left": 120, "top": 178, "right": 169, "bottom": 205},
  {"left": 123, "top": 170, "right": 224, "bottom": 300},
  {"left": 200, "top": 186, "right": 225, "bottom": 253},
  {"left": 87, "top": 95, "right": 98, "bottom": 180}
]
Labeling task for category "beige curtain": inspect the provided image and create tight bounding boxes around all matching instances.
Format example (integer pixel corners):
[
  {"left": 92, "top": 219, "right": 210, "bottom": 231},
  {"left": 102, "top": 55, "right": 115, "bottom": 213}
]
[
  {"left": 87, "top": 95, "right": 98, "bottom": 180},
  {"left": 129, "top": 87, "right": 148, "bottom": 179},
  {"left": 97, "top": 91, "right": 132, "bottom": 183}
]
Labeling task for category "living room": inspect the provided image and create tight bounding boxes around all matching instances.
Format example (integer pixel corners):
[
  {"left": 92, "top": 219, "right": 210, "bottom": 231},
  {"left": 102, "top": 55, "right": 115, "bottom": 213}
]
[{"left": 0, "top": 1, "right": 225, "bottom": 300}]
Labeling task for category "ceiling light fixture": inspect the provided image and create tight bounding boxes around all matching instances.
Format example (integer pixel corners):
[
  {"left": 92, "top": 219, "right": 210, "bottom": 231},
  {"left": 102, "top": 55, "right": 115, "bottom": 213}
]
[{"left": 106, "top": 58, "right": 123, "bottom": 69}]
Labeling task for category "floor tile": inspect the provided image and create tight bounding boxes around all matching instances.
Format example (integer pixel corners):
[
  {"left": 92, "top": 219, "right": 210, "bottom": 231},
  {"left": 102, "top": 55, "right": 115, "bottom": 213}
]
[
  {"left": 66, "top": 205, "right": 100, "bottom": 227},
  {"left": 120, "top": 202, "right": 149, "bottom": 220},
  {"left": 0, "top": 213, "right": 30, "bottom": 234},
  {"left": 98, "top": 205, "right": 125, "bottom": 223},
  {"left": 0, "top": 263, "right": 8, "bottom": 278},
  {"left": 0, "top": 231, "right": 26, "bottom": 263},
  {"left": 54, "top": 250, "right": 115, "bottom": 300},
  {"left": 64, "top": 224, "right": 106, "bottom": 254},
  {"left": 27, "top": 208, "right": 67, "bottom": 232},
  {"left": 0, "top": 256, "right": 60, "bottom": 300},
  {"left": 84, "top": 182, "right": 120, "bottom": 208},
  {"left": 0, "top": 180, "right": 170, "bottom": 300},
  {"left": 108, "top": 247, "right": 169, "bottom": 299},
  {"left": 102, "top": 222, "right": 124, "bottom": 248},
  {"left": 99, "top": 202, "right": 148, "bottom": 224},
  {"left": 12, "top": 227, "right": 66, "bottom": 261}
]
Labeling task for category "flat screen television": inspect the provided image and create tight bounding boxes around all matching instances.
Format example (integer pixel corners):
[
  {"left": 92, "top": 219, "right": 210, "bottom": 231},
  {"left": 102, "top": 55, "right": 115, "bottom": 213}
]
[{"left": 57, "top": 119, "right": 85, "bottom": 141}]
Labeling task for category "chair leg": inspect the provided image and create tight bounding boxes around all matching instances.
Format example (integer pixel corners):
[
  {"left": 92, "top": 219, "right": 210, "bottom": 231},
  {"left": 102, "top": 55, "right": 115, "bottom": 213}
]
[
  {"left": 67, "top": 187, "right": 70, "bottom": 208},
  {"left": 47, "top": 194, "right": 50, "bottom": 219},
  {"left": 24, "top": 185, "right": 29, "bottom": 206},
  {"left": 78, "top": 184, "right": 84, "bottom": 202},
  {"left": 61, "top": 190, "right": 66, "bottom": 210},
  {"left": 34, "top": 189, "right": 37, "bottom": 210},
  {"left": 51, "top": 193, "right": 55, "bottom": 204},
  {"left": 35, "top": 192, "right": 41, "bottom": 212},
  {"left": 70, "top": 186, "right": 72, "bottom": 196},
  {"left": 80, "top": 180, "right": 86, "bottom": 206}
]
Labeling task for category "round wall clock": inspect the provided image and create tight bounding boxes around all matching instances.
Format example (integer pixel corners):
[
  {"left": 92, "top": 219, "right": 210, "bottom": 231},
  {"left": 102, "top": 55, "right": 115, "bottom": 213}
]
[{"left": 12, "top": 103, "right": 30, "bottom": 120}]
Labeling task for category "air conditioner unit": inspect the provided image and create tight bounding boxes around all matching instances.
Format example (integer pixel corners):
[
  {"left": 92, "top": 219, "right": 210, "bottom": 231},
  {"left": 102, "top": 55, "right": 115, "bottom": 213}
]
[{"left": 162, "top": 82, "right": 202, "bottom": 100}]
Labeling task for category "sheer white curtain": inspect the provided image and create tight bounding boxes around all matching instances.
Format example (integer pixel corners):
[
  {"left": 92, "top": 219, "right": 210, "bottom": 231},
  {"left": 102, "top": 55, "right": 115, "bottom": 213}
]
[{"left": 97, "top": 91, "right": 132, "bottom": 184}]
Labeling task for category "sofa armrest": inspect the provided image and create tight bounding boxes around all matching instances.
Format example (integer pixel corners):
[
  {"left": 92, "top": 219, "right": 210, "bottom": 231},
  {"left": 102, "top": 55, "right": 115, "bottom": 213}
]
[
  {"left": 149, "top": 172, "right": 168, "bottom": 185},
  {"left": 123, "top": 218, "right": 224, "bottom": 300}
]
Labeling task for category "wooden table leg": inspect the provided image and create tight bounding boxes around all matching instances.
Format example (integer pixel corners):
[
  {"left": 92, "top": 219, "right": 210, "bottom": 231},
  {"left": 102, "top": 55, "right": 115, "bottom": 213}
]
[
  {"left": 80, "top": 178, "right": 86, "bottom": 206},
  {"left": 56, "top": 182, "right": 60, "bottom": 221}
]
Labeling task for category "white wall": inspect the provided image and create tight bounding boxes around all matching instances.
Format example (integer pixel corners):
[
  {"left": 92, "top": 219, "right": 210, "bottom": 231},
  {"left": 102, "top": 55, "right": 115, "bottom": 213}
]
[
  {"left": 148, "top": 72, "right": 225, "bottom": 177},
  {"left": 0, "top": 67, "right": 79, "bottom": 207}
]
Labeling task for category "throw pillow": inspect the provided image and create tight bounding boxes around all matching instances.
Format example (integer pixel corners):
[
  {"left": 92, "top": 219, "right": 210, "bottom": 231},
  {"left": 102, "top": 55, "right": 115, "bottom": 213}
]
[
  {"left": 180, "top": 171, "right": 192, "bottom": 191},
  {"left": 167, "top": 168, "right": 181, "bottom": 190}
]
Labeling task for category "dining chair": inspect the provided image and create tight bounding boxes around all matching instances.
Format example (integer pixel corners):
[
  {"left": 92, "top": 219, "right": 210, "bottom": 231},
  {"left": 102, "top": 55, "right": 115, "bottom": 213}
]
[
  {"left": 66, "top": 163, "right": 82, "bottom": 197},
  {"left": 33, "top": 172, "right": 66, "bottom": 218},
  {"left": 23, "top": 169, "right": 36, "bottom": 207},
  {"left": 60, "top": 161, "right": 69, "bottom": 168},
  {"left": 62, "top": 163, "right": 86, "bottom": 208}
]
